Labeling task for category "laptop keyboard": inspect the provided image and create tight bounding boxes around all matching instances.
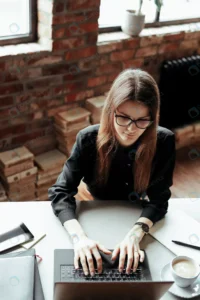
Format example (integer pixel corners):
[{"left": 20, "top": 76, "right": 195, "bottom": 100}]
[{"left": 61, "top": 265, "right": 148, "bottom": 282}]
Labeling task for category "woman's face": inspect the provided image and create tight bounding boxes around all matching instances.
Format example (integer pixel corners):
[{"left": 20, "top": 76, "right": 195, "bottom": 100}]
[{"left": 113, "top": 100, "right": 151, "bottom": 147}]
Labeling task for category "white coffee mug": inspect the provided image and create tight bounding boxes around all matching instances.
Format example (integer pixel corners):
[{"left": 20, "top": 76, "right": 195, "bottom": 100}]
[{"left": 170, "top": 256, "right": 200, "bottom": 288}]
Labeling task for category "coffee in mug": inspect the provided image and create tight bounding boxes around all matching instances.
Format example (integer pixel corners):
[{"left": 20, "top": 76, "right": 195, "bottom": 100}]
[
  {"left": 170, "top": 256, "right": 200, "bottom": 288},
  {"left": 172, "top": 258, "right": 198, "bottom": 278}
]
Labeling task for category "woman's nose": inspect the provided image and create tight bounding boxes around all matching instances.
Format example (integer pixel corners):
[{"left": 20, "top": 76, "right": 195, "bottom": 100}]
[{"left": 127, "top": 122, "right": 137, "bottom": 131}]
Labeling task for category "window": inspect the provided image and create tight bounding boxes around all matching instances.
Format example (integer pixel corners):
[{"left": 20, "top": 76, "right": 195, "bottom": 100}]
[
  {"left": 99, "top": 0, "right": 200, "bottom": 33},
  {"left": 0, "top": 0, "right": 37, "bottom": 46}
]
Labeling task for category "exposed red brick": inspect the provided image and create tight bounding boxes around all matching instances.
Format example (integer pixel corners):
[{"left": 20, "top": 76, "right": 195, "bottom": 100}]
[
  {"left": 135, "top": 46, "right": 157, "bottom": 58},
  {"left": 184, "top": 31, "right": 200, "bottom": 40},
  {"left": 53, "top": 37, "right": 85, "bottom": 51},
  {"left": 95, "top": 63, "right": 121, "bottom": 75},
  {"left": 140, "top": 36, "right": 163, "bottom": 47},
  {"left": 123, "top": 38, "right": 140, "bottom": 49},
  {"left": 110, "top": 50, "right": 135, "bottom": 62},
  {"left": 63, "top": 80, "right": 86, "bottom": 93},
  {"left": 122, "top": 58, "right": 144, "bottom": 69},
  {"left": 53, "top": 1, "right": 65, "bottom": 13},
  {"left": 0, "top": 124, "right": 26, "bottom": 139},
  {"left": 65, "top": 22, "right": 98, "bottom": 37},
  {"left": 85, "top": 33, "right": 98, "bottom": 45},
  {"left": 87, "top": 75, "right": 107, "bottom": 87},
  {"left": 27, "top": 55, "right": 63, "bottom": 66},
  {"left": 64, "top": 90, "right": 94, "bottom": 102},
  {"left": 26, "top": 77, "right": 62, "bottom": 90},
  {"left": 0, "top": 83, "right": 23, "bottom": 96},
  {"left": 0, "top": 96, "right": 14, "bottom": 107},
  {"left": 0, "top": 62, "right": 5, "bottom": 70},
  {"left": 180, "top": 40, "right": 199, "bottom": 50},
  {"left": 15, "top": 89, "right": 51, "bottom": 103},
  {"left": 78, "top": 57, "right": 99, "bottom": 72},
  {"left": 52, "top": 27, "right": 66, "bottom": 39},
  {"left": 158, "top": 42, "right": 180, "bottom": 54},
  {"left": 163, "top": 32, "right": 185, "bottom": 42},
  {"left": 53, "top": 12, "right": 85, "bottom": 25},
  {"left": 65, "top": 46, "right": 97, "bottom": 61},
  {"left": 12, "top": 130, "right": 46, "bottom": 145},
  {"left": 63, "top": 70, "right": 93, "bottom": 81},
  {"left": 107, "top": 73, "right": 119, "bottom": 82},
  {"left": 66, "top": 0, "right": 100, "bottom": 11},
  {"left": 93, "top": 83, "right": 112, "bottom": 96},
  {"left": 98, "top": 42, "right": 123, "bottom": 54},
  {"left": 27, "top": 68, "right": 42, "bottom": 78},
  {"left": 84, "top": 10, "right": 99, "bottom": 21}
]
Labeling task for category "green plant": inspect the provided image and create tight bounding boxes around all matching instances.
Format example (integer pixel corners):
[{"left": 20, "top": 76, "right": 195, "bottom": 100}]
[{"left": 138, "top": 0, "right": 163, "bottom": 15}]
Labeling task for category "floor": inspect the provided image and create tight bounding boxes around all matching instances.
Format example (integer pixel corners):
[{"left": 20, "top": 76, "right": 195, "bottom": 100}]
[{"left": 171, "top": 141, "right": 200, "bottom": 199}]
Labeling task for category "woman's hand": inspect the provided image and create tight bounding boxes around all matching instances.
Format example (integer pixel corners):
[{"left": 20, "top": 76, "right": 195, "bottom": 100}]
[
  {"left": 73, "top": 235, "right": 112, "bottom": 276},
  {"left": 111, "top": 231, "right": 145, "bottom": 274},
  {"left": 77, "top": 180, "right": 94, "bottom": 201}
]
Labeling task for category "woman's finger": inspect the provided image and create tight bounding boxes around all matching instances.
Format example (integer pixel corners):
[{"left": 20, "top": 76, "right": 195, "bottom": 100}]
[
  {"left": 132, "top": 248, "right": 140, "bottom": 272},
  {"left": 126, "top": 244, "right": 134, "bottom": 274},
  {"left": 111, "top": 245, "right": 120, "bottom": 260},
  {"left": 74, "top": 252, "right": 80, "bottom": 269},
  {"left": 139, "top": 249, "right": 145, "bottom": 262},
  {"left": 84, "top": 248, "right": 95, "bottom": 276},
  {"left": 118, "top": 248, "right": 126, "bottom": 272},
  {"left": 91, "top": 247, "right": 103, "bottom": 274},
  {"left": 79, "top": 251, "right": 89, "bottom": 275}
]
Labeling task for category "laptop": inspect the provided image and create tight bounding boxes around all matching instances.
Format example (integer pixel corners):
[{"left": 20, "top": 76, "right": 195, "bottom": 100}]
[{"left": 54, "top": 248, "right": 174, "bottom": 300}]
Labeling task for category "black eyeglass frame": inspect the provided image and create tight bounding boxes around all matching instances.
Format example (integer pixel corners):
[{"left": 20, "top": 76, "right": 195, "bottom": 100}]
[{"left": 114, "top": 111, "right": 154, "bottom": 129}]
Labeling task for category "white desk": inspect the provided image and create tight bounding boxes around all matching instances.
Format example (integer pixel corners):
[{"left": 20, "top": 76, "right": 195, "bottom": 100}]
[{"left": 0, "top": 198, "right": 199, "bottom": 300}]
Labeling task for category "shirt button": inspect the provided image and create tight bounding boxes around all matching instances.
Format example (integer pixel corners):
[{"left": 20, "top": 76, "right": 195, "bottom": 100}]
[
  {"left": 127, "top": 164, "right": 131, "bottom": 167},
  {"left": 125, "top": 182, "right": 129, "bottom": 185}
]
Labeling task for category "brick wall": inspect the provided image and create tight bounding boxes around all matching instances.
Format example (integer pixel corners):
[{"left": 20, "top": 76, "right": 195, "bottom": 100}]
[{"left": 0, "top": 0, "right": 200, "bottom": 154}]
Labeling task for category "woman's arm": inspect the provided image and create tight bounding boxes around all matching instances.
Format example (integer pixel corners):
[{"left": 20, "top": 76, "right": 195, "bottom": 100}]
[
  {"left": 48, "top": 131, "right": 85, "bottom": 226},
  {"left": 139, "top": 133, "right": 176, "bottom": 225},
  {"left": 125, "top": 217, "right": 153, "bottom": 243}
]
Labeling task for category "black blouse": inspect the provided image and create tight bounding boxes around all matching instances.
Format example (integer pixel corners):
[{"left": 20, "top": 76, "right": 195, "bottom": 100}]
[{"left": 48, "top": 124, "right": 176, "bottom": 226}]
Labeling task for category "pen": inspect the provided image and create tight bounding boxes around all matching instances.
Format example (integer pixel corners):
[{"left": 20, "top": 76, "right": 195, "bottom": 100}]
[{"left": 172, "top": 240, "right": 200, "bottom": 251}]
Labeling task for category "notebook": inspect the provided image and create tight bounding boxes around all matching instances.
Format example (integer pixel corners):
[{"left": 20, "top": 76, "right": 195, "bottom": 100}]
[
  {"left": 0, "top": 248, "right": 44, "bottom": 300},
  {"left": 149, "top": 209, "right": 200, "bottom": 264}
]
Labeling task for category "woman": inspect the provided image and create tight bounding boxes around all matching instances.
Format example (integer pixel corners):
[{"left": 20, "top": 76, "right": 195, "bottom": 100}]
[{"left": 48, "top": 68, "right": 176, "bottom": 278}]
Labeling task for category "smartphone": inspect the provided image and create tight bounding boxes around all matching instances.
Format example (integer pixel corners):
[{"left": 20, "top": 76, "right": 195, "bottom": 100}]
[{"left": 0, "top": 222, "right": 34, "bottom": 253}]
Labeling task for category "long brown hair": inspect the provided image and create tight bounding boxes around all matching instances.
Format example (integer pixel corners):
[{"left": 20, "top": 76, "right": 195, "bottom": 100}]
[{"left": 94, "top": 68, "right": 160, "bottom": 195}]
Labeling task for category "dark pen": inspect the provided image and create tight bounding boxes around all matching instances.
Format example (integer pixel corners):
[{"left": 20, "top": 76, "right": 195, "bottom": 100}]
[{"left": 172, "top": 240, "right": 200, "bottom": 251}]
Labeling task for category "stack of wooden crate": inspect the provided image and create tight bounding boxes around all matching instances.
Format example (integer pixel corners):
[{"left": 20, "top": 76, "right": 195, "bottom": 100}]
[
  {"left": 54, "top": 107, "right": 91, "bottom": 156},
  {"left": 85, "top": 95, "right": 106, "bottom": 125},
  {"left": 0, "top": 182, "right": 7, "bottom": 202},
  {"left": 0, "top": 146, "right": 37, "bottom": 201},
  {"left": 34, "top": 149, "right": 67, "bottom": 201}
]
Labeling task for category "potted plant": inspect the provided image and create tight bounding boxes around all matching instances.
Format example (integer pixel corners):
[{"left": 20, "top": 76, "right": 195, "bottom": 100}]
[{"left": 121, "top": 0, "right": 163, "bottom": 36}]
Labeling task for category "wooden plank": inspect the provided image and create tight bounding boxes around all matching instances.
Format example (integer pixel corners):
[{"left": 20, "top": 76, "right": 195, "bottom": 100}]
[
  {"left": 55, "top": 107, "right": 91, "bottom": 125},
  {"left": 0, "top": 159, "right": 34, "bottom": 177},
  {"left": 0, "top": 167, "right": 38, "bottom": 184},
  {"left": 0, "top": 146, "right": 34, "bottom": 168},
  {"left": 34, "top": 149, "right": 66, "bottom": 171}
]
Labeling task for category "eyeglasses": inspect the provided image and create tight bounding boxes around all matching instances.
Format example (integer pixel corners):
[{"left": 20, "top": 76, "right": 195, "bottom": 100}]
[{"left": 114, "top": 111, "right": 154, "bottom": 129}]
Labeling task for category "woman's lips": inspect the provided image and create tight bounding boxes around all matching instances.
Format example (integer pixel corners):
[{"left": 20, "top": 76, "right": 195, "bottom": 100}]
[{"left": 124, "top": 133, "right": 135, "bottom": 137}]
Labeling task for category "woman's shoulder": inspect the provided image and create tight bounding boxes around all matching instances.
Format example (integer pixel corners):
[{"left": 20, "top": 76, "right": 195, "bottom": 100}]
[
  {"left": 157, "top": 125, "right": 175, "bottom": 141},
  {"left": 78, "top": 124, "right": 100, "bottom": 149}
]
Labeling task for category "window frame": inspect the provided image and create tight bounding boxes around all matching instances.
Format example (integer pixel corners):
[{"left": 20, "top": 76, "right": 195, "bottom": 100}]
[
  {"left": 0, "top": 0, "right": 38, "bottom": 47},
  {"left": 99, "top": 5, "right": 200, "bottom": 34}
]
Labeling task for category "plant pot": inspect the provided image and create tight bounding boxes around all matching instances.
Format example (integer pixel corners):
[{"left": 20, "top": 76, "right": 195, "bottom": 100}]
[{"left": 121, "top": 9, "right": 145, "bottom": 36}]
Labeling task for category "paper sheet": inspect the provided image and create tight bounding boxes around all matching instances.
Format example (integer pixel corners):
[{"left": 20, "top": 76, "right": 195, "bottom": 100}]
[{"left": 149, "top": 208, "right": 200, "bottom": 264}]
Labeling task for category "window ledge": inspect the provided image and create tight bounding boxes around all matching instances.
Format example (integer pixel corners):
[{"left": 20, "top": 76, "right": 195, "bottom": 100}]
[
  {"left": 98, "top": 22, "right": 200, "bottom": 44},
  {"left": 0, "top": 40, "right": 52, "bottom": 58}
]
